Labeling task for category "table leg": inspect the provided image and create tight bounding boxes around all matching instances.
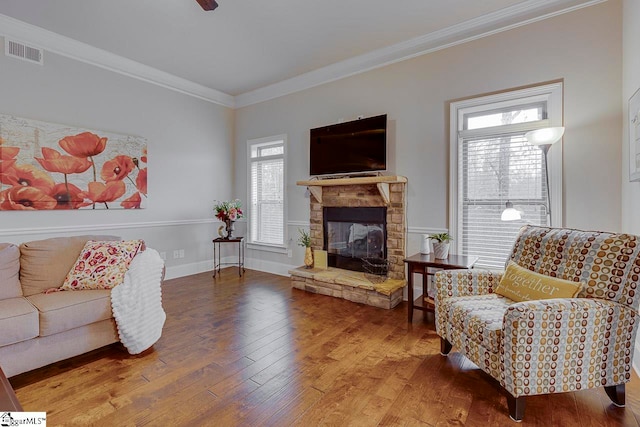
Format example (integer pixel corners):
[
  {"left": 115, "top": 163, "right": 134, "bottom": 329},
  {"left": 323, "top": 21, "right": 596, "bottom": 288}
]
[
  {"left": 213, "top": 241, "right": 217, "bottom": 278},
  {"left": 241, "top": 240, "right": 245, "bottom": 274},
  {"left": 238, "top": 240, "right": 241, "bottom": 277},
  {"left": 407, "top": 267, "right": 414, "bottom": 323}
]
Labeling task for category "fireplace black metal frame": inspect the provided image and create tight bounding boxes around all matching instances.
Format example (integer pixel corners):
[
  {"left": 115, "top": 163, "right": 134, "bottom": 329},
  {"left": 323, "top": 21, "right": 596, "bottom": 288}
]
[{"left": 323, "top": 206, "right": 387, "bottom": 272}]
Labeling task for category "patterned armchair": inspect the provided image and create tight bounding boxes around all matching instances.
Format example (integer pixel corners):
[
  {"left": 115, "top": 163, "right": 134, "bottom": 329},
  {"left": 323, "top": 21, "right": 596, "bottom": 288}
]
[{"left": 435, "top": 225, "right": 640, "bottom": 422}]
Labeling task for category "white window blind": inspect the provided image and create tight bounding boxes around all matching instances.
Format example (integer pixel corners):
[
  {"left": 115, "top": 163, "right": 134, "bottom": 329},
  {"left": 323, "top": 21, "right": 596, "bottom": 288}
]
[
  {"left": 461, "top": 133, "right": 548, "bottom": 269},
  {"left": 449, "top": 82, "right": 563, "bottom": 270},
  {"left": 248, "top": 137, "right": 285, "bottom": 246}
]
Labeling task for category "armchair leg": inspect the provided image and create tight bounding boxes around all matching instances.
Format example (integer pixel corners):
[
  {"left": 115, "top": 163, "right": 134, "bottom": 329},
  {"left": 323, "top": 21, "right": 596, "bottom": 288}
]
[
  {"left": 440, "top": 338, "right": 452, "bottom": 355},
  {"left": 604, "top": 384, "right": 625, "bottom": 407},
  {"left": 506, "top": 394, "right": 526, "bottom": 422}
]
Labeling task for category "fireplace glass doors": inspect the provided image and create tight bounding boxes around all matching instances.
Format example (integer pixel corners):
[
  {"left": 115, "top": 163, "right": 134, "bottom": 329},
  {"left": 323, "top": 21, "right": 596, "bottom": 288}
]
[{"left": 323, "top": 207, "right": 387, "bottom": 272}]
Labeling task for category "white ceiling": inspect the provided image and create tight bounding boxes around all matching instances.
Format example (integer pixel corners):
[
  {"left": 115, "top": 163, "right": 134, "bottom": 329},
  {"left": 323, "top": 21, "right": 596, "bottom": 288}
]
[{"left": 0, "top": 0, "right": 602, "bottom": 107}]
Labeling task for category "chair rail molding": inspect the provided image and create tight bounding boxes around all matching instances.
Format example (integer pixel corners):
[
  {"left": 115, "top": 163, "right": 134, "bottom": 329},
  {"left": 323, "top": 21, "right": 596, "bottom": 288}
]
[{"left": 0, "top": 218, "right": 216, "bottom": 237}]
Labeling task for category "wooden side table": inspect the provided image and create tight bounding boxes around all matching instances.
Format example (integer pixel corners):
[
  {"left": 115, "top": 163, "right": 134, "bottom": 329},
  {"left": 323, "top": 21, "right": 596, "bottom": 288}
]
[
  {"left": 0, "top": 366, "right": 22, "bottom": 411},
  {"left": 212, "top": 237, "right": 245, "bottom": 277},
  {"left": 403, "top": 253, "right": 478, "bottom": 322}
]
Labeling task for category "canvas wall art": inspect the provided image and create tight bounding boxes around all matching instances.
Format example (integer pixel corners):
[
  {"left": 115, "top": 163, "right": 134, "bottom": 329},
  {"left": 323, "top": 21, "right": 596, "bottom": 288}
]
[{"left": 0, "top": 114, "right": 147, "bottom": 210}]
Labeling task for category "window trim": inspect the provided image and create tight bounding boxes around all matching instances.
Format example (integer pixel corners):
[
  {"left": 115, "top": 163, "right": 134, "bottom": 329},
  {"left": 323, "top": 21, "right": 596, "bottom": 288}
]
[
  {"left": 246, "top": 134, "right": 288, "bottom": 250},
  {"left": 448, "top": 82, "right": 563, "bottom": 256}
]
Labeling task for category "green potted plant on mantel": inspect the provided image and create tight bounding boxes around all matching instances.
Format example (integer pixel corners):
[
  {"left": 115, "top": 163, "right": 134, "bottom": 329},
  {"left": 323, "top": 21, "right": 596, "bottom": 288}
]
[
  {"left": 298, "top": 228, "right": 313, "bottom": 268},
  {"left": 429, "top": 232, "right": 453, "bottom": 259}
]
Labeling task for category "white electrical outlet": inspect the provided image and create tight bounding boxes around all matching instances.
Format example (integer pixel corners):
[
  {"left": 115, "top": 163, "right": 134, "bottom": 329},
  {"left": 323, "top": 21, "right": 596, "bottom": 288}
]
[
  {"left": 179, "top": 249, "right": 185, "bottom": 259},
  {"left": 173, "top": 250, "right": 180, "bottom": 259},
  {"left": 160, "top": 252, "right": 167, "bottom": 260},
  {"left": 287, "top": 248, "right": 293, "bottom": 258}
]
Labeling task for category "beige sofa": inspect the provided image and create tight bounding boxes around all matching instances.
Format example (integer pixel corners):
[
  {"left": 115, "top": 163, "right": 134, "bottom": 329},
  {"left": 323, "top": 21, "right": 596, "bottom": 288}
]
[{"left": 0, "top": 235, "right": 123, "bottom": 378}]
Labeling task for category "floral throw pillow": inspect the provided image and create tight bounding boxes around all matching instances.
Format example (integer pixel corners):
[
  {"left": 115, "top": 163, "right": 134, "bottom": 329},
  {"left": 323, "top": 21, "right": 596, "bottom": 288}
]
[{"left": 60, "top": 240, "right": 144, "bottom": 290}]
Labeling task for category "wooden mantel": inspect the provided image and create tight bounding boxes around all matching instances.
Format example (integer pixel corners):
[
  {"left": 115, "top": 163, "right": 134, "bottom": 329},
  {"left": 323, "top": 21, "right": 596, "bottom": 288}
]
[{"left": 296, "top": 175, "right": 407, "bottom": 205}]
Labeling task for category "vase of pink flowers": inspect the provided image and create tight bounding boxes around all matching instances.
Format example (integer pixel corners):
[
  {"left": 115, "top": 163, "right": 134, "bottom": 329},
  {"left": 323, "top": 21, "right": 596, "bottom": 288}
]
[{"left": 214, "top": 199, "right": 244, "bottom": 239}]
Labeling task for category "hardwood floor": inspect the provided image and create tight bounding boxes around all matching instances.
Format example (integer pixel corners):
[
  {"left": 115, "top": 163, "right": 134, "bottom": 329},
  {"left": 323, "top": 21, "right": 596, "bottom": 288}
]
[{"left": 10, "top": 268, "right": 640, "bottom": 426}]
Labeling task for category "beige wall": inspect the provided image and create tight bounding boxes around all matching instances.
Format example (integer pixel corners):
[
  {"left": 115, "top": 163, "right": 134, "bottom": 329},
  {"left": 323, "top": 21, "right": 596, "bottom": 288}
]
[
  {"left": 622, "top": 0, "right": 640, "bottom": 373},
  {"left": 235, "top": 1, "right": 623, "bottom": 269},
  {"left": 622, "top": 0, "right": 640, "bottom": 235},
  {"left": 0, "top": 39, "right": 235, "bottom": 278}
]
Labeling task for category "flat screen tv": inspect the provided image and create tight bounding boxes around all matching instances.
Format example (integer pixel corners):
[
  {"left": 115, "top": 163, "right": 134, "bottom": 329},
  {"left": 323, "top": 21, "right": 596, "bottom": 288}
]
[{"left": 310, "top": 114, "right": 387, "bottom": 176}]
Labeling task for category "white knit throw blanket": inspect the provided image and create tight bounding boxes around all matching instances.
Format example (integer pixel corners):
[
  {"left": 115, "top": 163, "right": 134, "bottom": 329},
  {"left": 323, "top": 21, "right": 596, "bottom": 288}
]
[{"left": 111, "top": 248, "right": 166, "bottom": 354}]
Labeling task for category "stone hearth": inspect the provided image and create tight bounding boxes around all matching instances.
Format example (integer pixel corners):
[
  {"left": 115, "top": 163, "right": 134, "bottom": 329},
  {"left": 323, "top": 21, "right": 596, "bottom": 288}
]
[{"left": 289, "top": 266, "right": 404, "bottom": 309}]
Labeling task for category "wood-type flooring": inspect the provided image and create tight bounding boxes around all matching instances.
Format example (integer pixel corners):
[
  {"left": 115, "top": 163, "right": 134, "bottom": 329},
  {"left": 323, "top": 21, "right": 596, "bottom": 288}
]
[{"left": 10, "top": 268, "right": 640, "bottom": 426}]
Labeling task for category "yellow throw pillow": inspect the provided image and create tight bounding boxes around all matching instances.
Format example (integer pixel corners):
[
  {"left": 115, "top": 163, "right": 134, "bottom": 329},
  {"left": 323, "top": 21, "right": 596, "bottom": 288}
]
[
  {"left": 495, "top": 261, "right": 582, "bottom": 302},
  {"left": 60, "top": 240, "right": 144, "bottom": 291}
]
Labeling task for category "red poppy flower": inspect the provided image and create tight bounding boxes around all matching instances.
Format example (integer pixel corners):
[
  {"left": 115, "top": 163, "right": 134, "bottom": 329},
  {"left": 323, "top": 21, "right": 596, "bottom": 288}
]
[
  {"left": 0, "top": 186, "right": 57, "bottom": 210},
  {"left": 141, "top": 147, "right": 147, "bottom": 163},
  {"left": 0, "top": 159, "right": 16, "bottom": 179},
  {"left": 0, "top": 146, "right": 19, "bottom": 160},
  {"left": 80, "top": 181, "right": 126, "bottom": 203},
  {"left": 121, "top": 192, "right": 142, "bottom": 209},
  {"left": 0, "top": 147, "right": 19, "bottom": 181},
  {"left": 136, "top": 168, "right": 147, "bottom": 195},
  {"left": 50, "top": 183, "right": 88, "bottom": 209},
  {"left": 0, "top": 164, "right": 55, "bottom": 193},
  {"left": 35, "top": 147, "right": 92, "bottom": 175},
  {"left": 100, "top": 155, "right": 134, "bottom": 182},
  {"left": 59, "top": 132, "right": 108, "bottom": 158}
]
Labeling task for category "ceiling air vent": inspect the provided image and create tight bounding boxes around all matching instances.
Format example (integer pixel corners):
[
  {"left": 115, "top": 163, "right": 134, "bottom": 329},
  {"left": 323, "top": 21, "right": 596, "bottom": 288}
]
[{"left": 4, "top": 39, "right": 43, "bottom": 65}]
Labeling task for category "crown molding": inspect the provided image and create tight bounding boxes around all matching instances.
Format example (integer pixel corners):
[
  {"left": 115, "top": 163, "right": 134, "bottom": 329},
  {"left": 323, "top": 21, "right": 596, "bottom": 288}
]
[
  {"left": 0, "top": 0, "right": 604, "bottom": 110},
  {"left": 235, "top": 0, "right": 605, "bottom": 108},
  {"left": 0, "top": 14, "right": 235, "bottom": 108}
]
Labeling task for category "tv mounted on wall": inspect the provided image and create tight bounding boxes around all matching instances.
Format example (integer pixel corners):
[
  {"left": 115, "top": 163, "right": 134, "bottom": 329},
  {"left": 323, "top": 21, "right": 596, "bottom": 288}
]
[{"left": 310, "top": 114, "right": 387, "bottom": 176}]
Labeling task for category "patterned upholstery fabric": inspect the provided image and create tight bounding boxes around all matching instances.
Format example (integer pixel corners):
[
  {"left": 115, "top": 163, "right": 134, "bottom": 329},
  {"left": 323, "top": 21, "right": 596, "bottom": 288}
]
[{"left": 435, "top": 225, "right": 640, "bottom": 399}]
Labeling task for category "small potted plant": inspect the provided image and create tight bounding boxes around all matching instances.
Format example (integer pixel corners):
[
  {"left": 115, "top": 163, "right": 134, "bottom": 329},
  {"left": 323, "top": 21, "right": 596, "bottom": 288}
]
[
  {"left": 298, "top": 228, "right": 313, "bottom": 268},
  {"left": 429, "top": 232, "right": 452, "bottom": 259}
]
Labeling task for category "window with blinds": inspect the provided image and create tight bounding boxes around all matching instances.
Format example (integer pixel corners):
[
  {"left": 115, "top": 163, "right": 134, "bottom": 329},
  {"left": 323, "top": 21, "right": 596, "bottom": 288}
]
[
  {"left": 461, "top": 133, "right": 548, "bottom": 268},
  {"left": 450, "top": 83, "right": 563, "bottom": 269},
  {"left": 248, "top": 136, "right": 286, "bottom": 247}
]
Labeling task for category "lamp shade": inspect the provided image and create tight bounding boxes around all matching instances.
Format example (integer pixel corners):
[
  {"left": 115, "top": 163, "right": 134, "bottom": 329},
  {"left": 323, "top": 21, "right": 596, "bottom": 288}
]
[
  {"left": 501, "top": 201, "right": 521, "bottom": 221},
  {"left": 524, "top": 127, "right": 565, "bottom": 146}
]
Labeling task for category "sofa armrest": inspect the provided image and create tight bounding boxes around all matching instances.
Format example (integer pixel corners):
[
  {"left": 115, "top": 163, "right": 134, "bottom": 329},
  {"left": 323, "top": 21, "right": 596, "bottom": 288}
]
[
  {"left": 501, "top": 298, "right": 639, "bottom": 397},
  {"left": 434, "top": 269, "right": 503, "bottom": 301}
]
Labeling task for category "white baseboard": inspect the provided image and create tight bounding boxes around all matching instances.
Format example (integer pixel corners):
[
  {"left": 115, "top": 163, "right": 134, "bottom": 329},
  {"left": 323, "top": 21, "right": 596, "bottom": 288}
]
[
  {"left": 164, "top": 256, "right": 296, "bottom": 280},
  {"left": 165, "top": 259, "right": 213, "bottom": 280},
  {"left": 245, "top": 257, "right": 296, "bottom": 277}
]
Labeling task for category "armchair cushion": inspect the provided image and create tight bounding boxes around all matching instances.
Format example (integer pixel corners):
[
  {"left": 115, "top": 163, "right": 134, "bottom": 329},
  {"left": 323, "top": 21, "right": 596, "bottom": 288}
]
[
  {"left": 440, "top": 294, "right": 513, "bottom": 353},
  {"left": 495, "top": 261, "right": 583, "bottom": 302}
]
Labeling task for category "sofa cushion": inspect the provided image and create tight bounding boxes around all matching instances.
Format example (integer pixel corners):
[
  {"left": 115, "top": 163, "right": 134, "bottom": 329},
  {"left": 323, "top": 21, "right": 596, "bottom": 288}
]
[
  {"left": 495, "top": 261, "right": 583, "bottom": 302},
  {"left": 443, "top": 293, "right": 513, "bottom": 353},
  {"left": 26, "top": 290, "right": 112, "bottom": 337},
  {"left": 19, "top": 235, "right": 119, "bottom": 296},
  {"left": 60, "top": 240, "right": 144, "bottom": 290},
  {"left": 0, "top": 297, "right": 38, "bottom": 346},
  {"left": 0, "top": 243, "right": 22, "bottom": 300}
]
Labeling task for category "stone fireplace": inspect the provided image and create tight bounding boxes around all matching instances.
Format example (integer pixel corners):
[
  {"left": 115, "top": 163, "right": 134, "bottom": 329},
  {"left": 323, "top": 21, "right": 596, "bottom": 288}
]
[{"left": 290, "top": 176, "right": 407, "bottom": 309}]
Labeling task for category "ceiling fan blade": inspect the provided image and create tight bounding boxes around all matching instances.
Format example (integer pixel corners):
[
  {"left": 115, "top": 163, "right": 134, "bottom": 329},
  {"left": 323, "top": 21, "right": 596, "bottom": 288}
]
[{"left": 196, "top": 0, "right": 218, "bottom": 11}]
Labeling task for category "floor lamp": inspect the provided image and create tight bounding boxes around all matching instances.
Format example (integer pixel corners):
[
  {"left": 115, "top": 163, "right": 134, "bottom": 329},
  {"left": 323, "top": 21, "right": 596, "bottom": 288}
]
[{"left": 501, "top": 127, "right": 564, "bottom": 224}]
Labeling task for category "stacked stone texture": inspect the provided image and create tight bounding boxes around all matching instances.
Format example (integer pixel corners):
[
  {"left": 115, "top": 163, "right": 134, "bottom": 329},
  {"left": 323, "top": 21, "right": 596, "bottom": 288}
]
[{"left": 309, "top": 182, "right": 406, "bottom": 280}]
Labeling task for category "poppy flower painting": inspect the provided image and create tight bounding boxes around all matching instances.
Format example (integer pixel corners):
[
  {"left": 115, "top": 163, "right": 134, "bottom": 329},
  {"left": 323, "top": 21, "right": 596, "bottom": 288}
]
[{"left": 0, "top": 114, "right": 147, "bottom": 210}]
